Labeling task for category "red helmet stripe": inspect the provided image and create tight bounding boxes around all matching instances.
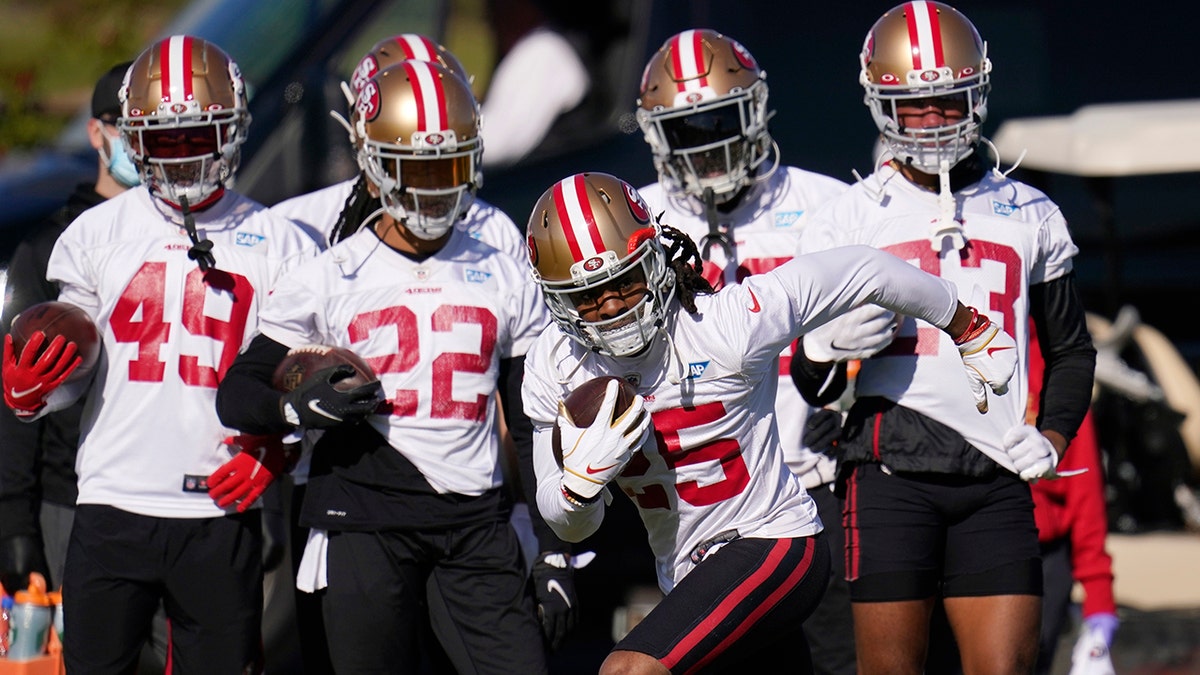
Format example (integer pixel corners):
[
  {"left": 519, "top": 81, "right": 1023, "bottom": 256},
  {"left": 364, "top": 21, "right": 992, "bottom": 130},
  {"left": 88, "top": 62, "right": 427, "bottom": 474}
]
[
  {"left": 404, "top": 60, "right": 447, "bottom": 130},
  {"left": 669, "top": 29, "right": 708, "bottom": 92},
  {"left": 161, "top": 35, "right": 196, "bottom": 103},
  {"left": 554, "top": 175, "right": 606, "bottom": 261},
  {"left": 397, "top": 34, "right": 436, "bottom": 62},
  {"left": 905, "top": 1, "right": 946, "bottom": 70}
]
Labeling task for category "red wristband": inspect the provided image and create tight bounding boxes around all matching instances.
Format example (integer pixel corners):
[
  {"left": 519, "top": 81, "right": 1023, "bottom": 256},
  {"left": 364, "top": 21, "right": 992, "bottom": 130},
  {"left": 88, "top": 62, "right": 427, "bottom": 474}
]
[{"left": 952, "top": 308, "right": 990, "bottom": 345}]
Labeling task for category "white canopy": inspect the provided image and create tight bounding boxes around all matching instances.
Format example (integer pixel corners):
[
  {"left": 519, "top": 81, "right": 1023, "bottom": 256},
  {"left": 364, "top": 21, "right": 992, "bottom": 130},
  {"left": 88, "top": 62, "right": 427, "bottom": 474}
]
[{"left": 992, "top": 99, "right": 1200, "bottom": 177}]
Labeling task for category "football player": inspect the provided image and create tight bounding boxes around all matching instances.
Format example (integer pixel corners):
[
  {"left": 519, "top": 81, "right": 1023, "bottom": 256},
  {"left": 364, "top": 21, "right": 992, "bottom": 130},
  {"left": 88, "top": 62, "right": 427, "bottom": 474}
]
[
  {"left": 215, "top": 59, "right": 559, "bottom": 673},
  {"left": 633, "top": 29, "right": 859, "bottom": 674},
  {"left": 790, "top": 3, "right": 1097, "bottom": 674},
  {"left": 1, "top": 36, "right": 319, "bottom": 672},
  {"left": 521, "top": 171, "right": 1017, "bottom": 673}
]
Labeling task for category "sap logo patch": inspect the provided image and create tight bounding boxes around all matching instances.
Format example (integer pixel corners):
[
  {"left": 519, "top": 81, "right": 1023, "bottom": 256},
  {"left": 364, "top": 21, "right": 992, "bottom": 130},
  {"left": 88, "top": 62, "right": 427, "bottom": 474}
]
[
  {"left": 991, "top": 201, "right": 1019, "bottom": 217},
  {"left": 774, "top": 211, "right": 804, "bottom": 228},
  {"left": 235, "top": 232, "right": 265, "bottom": 247},
  {"left": 686, "top": 361, "right": 710, "bottom": 379},
  {"left": 465, "top": 269, "right": 492, "bottom": 284}
]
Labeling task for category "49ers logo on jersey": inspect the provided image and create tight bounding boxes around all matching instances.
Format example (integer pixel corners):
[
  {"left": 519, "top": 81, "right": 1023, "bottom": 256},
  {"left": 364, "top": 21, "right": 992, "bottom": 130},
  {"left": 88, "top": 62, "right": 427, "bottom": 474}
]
[
  {"left": 356, "top": 80, "right": 382, "bottom": 122},
  {"left": 730, "top": 39, "right": 757, "bottom": 69},
  {"left": 623, "top": 182, "right": 650, "bottom": 224},
  {"left": 351, "top": 56, "right": 380, "bottom": 94}
]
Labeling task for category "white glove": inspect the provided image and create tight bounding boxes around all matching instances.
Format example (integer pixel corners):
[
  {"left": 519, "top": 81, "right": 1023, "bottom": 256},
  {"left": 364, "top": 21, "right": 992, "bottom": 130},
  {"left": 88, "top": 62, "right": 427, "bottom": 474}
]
[
  {"left": 1002, "top": 424, "right": 1059, "bottom": 481},
  {"left": 804, "top": 305, "right": 899, "bottom": 363},
  {"left": 1068, "top": 624, "right": 1116, "bottom": 675},
  {"left": 953, "top": 311, "right": 1016, "bottom": 413},
  {"left": 558, "top": 380, "right": 651, "bottom": 500}
]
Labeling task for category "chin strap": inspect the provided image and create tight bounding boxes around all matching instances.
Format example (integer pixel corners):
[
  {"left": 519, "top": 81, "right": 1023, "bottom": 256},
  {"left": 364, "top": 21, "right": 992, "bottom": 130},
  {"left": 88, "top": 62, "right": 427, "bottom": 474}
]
[
  {"left": 180, "top": 195, "right": 216, "bottom": 272},
  {"left": 697, "top": 187, "right": 734, "bottom": 265},
  {"left": 930, "top": 159, "right": 966, "bottom": 253}
]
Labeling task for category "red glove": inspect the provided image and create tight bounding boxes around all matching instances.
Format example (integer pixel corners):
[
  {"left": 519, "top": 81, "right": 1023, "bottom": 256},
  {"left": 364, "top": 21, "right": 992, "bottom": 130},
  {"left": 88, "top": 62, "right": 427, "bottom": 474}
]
[
  {"left": 208, "top": 434, "right": 288, "bottom": 512},
  {"left": 3, "top": 332, "right": 80, "bottom": 418}
]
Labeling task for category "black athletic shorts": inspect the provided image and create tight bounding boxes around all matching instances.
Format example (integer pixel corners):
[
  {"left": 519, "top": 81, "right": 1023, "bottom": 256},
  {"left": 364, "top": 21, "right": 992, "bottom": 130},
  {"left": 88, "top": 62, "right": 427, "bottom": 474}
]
[
  {"left": 616, "top": 535, "right": 830, "bottom": 673},
  {"left": 321, "top": 519, "right": 547, "bottom": 674},
  {"left": 63, "top": 505, "right": 263, "bottom": 674},
  {"left": 843, "top": 463, "right": 1042, "bottom": 602}
]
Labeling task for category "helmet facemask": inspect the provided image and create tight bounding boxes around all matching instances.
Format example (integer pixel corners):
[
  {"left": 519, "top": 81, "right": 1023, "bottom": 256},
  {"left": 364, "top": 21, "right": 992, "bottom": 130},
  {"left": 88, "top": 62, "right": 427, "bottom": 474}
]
[
  {"left": 360, "top": 136, "right": 480, "bottom": 240},
  {"left": 123, "top": 113, "right": 246, "bottom": 205},
  {"left": 864, "top": 73, "right": 989, "bottom": 174},
  {"left": 638, "top": 80, "right": 771, "bottom": 204},
  {"left": 539, "top": 235, "right": 675, "bottom": 358}
]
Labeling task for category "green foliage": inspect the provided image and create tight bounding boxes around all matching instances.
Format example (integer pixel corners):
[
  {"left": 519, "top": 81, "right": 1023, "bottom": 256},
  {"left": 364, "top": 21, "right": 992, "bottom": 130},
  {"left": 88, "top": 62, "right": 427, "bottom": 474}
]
[{"left": 0, "top": 0, "right": 190, "bottom": 154}]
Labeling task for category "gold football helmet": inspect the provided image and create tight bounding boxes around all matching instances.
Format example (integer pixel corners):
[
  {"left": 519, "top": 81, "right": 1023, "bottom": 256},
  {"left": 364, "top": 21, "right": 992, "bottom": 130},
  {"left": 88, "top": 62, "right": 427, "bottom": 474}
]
[
  {"left": 860, "top": 1, "right": 991, "bottom": 173},
  {"left": 636, "top": 29, "right": 773, "bottom": 204},
  {"left": 350, "top": 34, "right": 470, "bottom": 95},
  {"left": 118, "top": 35, "right": 249, "bottom": 206},
  {"left": 354, "top": 60, "right": 482, "bottom": 240},
  {"left": 527, "top": 172, "right": 675, "bottom": 357}
]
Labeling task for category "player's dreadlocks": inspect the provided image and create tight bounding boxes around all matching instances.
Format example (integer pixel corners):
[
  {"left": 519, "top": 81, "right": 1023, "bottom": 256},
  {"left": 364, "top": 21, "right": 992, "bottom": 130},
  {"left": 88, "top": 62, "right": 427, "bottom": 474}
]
[
  {"left": 659, "top": 222, "right": 714, "bottom": 315},
  {"left": 327, "top": 173, "right": 379, "bottom": 245}
]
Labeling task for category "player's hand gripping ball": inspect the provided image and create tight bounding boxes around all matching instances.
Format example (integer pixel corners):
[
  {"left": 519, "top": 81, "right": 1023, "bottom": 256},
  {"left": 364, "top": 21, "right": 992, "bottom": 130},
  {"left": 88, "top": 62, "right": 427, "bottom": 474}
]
[
  {"left": 10, "top": 301, "right": 101, "bottom": 383},
  {"left": 551, "top": 375, "right": 638, "bottom": 467},
  {"left": 271, "top": 345, "right": 377, "bottom": 393}
]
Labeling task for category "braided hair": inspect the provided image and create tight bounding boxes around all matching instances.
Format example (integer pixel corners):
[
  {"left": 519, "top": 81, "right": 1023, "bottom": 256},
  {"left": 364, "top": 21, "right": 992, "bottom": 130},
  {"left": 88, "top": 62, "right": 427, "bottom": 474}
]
[
  {"left": 659, "top": 222, "right": 714, "bottom": 315},
  {"left": 327, "top": 173, "right": 379, "bottom": 245}
]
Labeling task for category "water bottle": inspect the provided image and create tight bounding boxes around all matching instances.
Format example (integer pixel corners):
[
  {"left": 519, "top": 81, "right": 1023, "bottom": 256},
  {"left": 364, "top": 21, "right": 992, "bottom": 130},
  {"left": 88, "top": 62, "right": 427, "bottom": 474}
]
[{"left": 0, "top": 594, "right": 11, "bottom": 657}]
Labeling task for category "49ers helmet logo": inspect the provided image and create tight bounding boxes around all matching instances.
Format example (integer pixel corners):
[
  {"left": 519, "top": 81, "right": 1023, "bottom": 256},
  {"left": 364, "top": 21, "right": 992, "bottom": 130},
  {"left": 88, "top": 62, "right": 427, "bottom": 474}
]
[
  {"left": 730, "top": 39, "right": 757, "bottom": 69},
  {"left": 622, "top": 182, "right": 650, "bottom": 224},
  {"left": 356, "top": 80, "right": 381, "bottom": 122},
  {"left": 583, "top": 257, "right": 605, "bottom": 272},
  {"left": 351, "top": 56, "right": 381, "bottom": 94}
]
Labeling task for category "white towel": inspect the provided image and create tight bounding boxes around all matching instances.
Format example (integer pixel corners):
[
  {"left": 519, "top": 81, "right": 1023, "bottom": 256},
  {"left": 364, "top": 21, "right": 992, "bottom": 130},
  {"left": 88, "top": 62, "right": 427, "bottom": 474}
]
[{"left": 295, "top": 528, "right": 329, "bottom": 592}]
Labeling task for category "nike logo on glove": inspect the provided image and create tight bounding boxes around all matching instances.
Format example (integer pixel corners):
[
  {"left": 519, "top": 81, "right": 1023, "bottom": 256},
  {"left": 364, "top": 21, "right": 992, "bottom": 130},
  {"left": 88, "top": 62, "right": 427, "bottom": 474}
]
[
  {"left": 585, "top": 463, "right": 619, "bottom": 474},
  {"left": 987, "top": 346, "right": 1015, "bottom": 357},
  {"left": 9, "top": 384, "right": 42, "bottom": 399},
  {"left": 546, "top": 579, "right": 572, "bottom": 607},
  {"left": 747, "top": 289, "right": 761, "bottom": 313},
  {"left": 307, "top": 399, "right": 343, "bottom": 421}
]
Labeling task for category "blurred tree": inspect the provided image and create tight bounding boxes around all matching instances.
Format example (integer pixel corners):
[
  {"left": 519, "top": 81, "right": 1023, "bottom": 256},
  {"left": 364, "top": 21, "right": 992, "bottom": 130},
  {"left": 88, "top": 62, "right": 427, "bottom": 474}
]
[{"left": 0, "top": 0, "right": 188, "bottom": 153}]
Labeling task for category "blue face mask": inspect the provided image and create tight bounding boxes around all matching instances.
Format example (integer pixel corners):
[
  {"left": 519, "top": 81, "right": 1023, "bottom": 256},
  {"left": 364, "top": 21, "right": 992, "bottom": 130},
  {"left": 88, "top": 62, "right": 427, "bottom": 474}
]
[{"left": 100, "top": 126, "right": 142, "bottom": 188}]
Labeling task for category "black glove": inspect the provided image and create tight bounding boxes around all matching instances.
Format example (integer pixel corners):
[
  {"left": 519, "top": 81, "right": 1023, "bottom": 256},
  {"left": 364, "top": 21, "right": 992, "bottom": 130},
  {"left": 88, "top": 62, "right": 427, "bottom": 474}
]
[
  {"left": 280, "top": 365, "right": 384, "bottom": 429},
  {"left": 0, "top": 533, "right": 49, "bottom": 595},
  {"left": 531, "top": 552, "right": 579, "bottom": 650},
  {"left": 803, "top": 408, "right": 843, "bottom": 459}
]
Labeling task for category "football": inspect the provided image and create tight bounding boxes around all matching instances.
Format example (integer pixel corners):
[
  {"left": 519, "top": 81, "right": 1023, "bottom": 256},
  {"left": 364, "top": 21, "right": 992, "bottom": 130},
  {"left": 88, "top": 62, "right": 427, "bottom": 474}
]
[
  {"left": 271, "top": 345, "right": 378, "bottom": 393},
  {"left": 9, "top": 301, "right": 102, "bottom": 383},
  {"left": 552, "top": 375, "right": 638, "bottom": 467}
]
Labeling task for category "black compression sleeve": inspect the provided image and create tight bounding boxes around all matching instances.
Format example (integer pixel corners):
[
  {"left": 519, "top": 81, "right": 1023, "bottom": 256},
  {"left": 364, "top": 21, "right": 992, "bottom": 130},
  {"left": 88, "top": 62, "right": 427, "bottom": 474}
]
[
  {"left": 790, "top": 337, "right": 848, "bottom": 407},
  {"left": 215, "top": 333, "right": 294, "bottom": 435},
  {"left": 1029, "top": 273, "right": 1097, "bottom": 442}
]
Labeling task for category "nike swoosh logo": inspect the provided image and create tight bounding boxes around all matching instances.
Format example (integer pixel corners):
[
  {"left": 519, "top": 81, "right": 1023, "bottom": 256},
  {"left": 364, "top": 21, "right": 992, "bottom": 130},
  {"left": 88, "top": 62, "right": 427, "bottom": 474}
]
[
  {"left": 307, "top": 399, "right": 343, "bottom": 421},
  {"left": 585, "top": 463, "right": 618, "bottom": 475},
  {"left": 747, "top": 289, "right": 761, "bottom": 313},
  {"left": 987, "top": 346, "right": 1014, "bottom": 357},
  {"left": 546, "top": 579, "right": 572, "bottom": 608},
  {"left": 9, "top": 384, "right": 42, "bottom": 399}
]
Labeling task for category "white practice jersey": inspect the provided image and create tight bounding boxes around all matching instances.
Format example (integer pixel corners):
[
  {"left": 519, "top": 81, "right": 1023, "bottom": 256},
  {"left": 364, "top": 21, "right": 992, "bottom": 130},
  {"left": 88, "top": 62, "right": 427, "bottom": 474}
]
[
  {"left": 523, "top": 244, "right": 960, "bottom": 593},
  {"left": 799, "top": 164, "right": 1079, "bottom": 470},
  {"left": 257, "top": 225, "right": 549, "bottom": 496},
  {"left": 47, "top": 187, "right": 319, "bottom": 518},
  {"left": 269, "top": 178, "right": 527, "bottom": 258},
  {"left": 639, "top": 167, "right": 849, "bottom": 487}
]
